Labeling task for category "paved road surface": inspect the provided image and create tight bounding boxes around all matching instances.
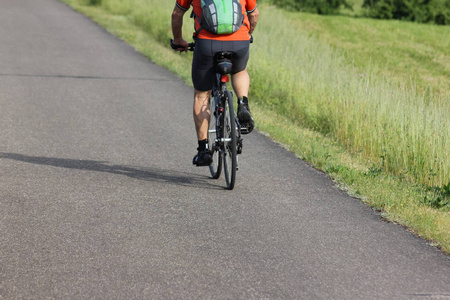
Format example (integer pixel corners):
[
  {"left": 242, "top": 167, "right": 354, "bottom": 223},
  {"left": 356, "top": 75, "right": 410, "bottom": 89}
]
[{"left": 1, "top": 0, "right": 449, "bottom": 299}]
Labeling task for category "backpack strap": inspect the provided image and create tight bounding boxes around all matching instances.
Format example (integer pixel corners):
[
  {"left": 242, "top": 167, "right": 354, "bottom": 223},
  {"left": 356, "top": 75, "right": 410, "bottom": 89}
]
[{"left": 190, "top": 10, "right": 203, "bottom": 39}]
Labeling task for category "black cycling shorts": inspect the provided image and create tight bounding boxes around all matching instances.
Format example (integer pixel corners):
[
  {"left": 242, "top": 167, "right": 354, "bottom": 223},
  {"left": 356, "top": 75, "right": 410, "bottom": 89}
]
[{"left": 192, "top": 38, "right": 250, "bottom": 91}]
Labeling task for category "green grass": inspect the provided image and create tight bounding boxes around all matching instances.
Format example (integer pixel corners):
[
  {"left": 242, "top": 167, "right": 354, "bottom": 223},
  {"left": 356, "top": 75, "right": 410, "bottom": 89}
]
[
  {"left": 250, "top": 6, "right": 449, "bottom": 188},
  {"left": 60, "top": 0, "right": 450, "bottom": 253},
  {"left": 282, "top": 11, "right": 450, "bottom": 100}
]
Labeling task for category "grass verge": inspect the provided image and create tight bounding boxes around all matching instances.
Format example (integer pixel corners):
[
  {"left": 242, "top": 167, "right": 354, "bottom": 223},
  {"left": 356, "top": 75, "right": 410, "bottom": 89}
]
[{"left": 60, "top": 0, "right": 450, "bottom": 254}]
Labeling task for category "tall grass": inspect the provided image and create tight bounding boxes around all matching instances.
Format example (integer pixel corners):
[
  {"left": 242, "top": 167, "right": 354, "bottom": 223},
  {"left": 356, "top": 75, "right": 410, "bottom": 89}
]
[
  {"left": 251, "top": 7, "right": 449, "bottom": 187},
  {"left": 70, "top": 0, "right": 449, "bottom": 187}
]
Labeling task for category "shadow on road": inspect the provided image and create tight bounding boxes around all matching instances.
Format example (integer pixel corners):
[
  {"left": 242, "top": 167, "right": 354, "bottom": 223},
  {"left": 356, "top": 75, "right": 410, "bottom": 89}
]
[{"left": 1, "top": 152, "right": 223, "bottom": 190}]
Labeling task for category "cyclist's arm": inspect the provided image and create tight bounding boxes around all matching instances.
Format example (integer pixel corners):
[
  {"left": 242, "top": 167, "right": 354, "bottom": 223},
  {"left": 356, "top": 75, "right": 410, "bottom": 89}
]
[
  {"left": 171, "top": 5, "right": 189, "bottom": 51},
  {"left": 247, "top": 7, "right": 259, "bottom": 35}
]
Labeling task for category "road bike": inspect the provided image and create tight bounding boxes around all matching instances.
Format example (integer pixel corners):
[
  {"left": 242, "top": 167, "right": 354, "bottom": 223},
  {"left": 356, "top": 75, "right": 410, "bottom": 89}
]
[{"left": 170, "top": 40, "right": 244, "bottom": 190}]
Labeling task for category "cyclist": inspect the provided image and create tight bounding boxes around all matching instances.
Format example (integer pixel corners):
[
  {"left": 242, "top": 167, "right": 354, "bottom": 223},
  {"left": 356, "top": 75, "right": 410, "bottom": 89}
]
[{"left": 171, "top": 0, "right": 259, "bottom": 166}]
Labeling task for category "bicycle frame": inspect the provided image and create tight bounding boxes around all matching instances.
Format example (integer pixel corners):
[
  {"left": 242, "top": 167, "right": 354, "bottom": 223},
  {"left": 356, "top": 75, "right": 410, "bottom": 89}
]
[{"left": 211, "top": 73, "right": 242, "bottom": 159}]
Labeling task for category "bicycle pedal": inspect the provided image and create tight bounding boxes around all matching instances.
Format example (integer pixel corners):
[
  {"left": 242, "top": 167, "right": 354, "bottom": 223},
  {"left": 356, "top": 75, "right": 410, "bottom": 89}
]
[
  {"left": 240, "top": 127, "right": 249, "bottom": 134},
  {"left": 240, "top": 123, "right": 253, "bottom": 134}
]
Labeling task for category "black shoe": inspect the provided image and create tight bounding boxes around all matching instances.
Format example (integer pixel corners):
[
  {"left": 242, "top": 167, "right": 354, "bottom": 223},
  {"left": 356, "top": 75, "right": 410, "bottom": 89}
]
[
  {"left": 237, "top": 99, "right": 254, "bottom": 134},
  {"left": 193, "top": 149, "right": 212, "bottom": 166}
]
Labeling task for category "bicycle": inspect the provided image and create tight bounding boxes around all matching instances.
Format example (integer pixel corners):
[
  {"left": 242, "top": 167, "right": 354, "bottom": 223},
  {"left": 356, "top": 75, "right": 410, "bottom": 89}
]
[{"left": 170, "top": 39, "right": 244, "bottom": 190}]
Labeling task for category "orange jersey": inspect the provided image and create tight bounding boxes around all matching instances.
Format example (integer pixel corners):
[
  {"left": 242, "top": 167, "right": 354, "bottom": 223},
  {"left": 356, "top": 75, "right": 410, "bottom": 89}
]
[{"left": 176, "top": 0, "right": 257, "bottom": 41}]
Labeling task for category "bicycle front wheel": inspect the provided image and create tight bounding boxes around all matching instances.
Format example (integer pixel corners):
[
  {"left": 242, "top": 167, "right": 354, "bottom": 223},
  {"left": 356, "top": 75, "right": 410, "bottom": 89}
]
[
  {"left": 208, "top": 96, "right": 222, "bottom": 179},
  {"left": 222, "top": 90, "right": 237, "bottom": 190}
]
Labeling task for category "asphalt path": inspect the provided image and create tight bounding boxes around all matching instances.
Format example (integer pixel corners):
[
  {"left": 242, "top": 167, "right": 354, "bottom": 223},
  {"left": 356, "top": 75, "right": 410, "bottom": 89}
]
[{"left": 1, "top": 0, "right": 449, "bottom": 298}]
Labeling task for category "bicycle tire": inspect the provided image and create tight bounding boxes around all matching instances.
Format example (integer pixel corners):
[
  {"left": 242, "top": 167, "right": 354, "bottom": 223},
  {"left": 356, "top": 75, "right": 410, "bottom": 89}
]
[
  {"left": 208, "top": 96, "right": 222, "bottom": 179},
  {"left": 222, "top": 90, "right": 237, "bottom": 190}
]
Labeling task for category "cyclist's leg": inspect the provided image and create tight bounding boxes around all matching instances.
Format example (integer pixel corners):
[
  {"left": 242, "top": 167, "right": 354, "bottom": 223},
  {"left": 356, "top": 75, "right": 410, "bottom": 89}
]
[
  {"left": 192, "top": 38, "right": 216, "bottom": 141},
  {"left": 230, "top": 40, "right": 250, "bottom": 97},
  {"left": 192, "top": 89, "right": 213, "bottom": 166},
  {"left": 192, "top": 39, "right": 216, "bottom": 166},
  {"left": 193, "top": 89, "right": 212, "bottom": 141},
  {"left": 231, "top": 68, "right": 249, "bottom": 99},
  {"left": 229, "top": 41, "right": 254, "bottom": 133}
]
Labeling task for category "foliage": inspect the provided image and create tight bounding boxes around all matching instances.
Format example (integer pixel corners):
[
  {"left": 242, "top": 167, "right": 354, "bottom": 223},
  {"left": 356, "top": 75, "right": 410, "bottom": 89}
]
[
  {"left": 273, "top": 0, "right": 353, "bottom": 14},
  {"left": 422, "top": 183, "right": 450, "bottom": 209},
  {"left": 362, "top": 0, "right": 450, "bottom": 24}
]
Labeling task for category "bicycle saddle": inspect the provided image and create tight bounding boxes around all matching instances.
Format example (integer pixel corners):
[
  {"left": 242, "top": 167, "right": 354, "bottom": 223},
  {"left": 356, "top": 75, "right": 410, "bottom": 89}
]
[{"left": 214, "top": 51, "right": 235, "bottom": 75}]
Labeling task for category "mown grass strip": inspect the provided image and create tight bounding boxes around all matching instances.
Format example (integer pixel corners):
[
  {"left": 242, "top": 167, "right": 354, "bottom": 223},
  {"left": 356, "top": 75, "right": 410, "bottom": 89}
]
[{"left": 279, "top": 11, "right": 450, "bottom": 99}]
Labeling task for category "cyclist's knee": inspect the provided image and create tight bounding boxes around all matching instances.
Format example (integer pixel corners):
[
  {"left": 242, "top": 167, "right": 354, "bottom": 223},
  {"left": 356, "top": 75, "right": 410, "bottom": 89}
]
[
  {"left": 194, "top": 89, "right": 211, "bottom": 99},
  {"left": 194, "top": 90, "right": 212, "bottom": 107}
]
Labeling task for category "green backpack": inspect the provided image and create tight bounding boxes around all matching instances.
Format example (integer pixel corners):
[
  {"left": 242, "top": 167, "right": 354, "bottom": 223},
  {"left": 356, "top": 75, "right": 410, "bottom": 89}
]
[{"left": 194, "top": 0, "right": 245, "bottom": 35}]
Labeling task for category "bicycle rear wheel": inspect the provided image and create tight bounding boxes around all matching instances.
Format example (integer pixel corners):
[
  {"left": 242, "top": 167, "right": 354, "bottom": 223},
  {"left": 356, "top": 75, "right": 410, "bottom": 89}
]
[
  {"left": 222, "top": 90, "right": 237, "bottom": 190},
  {"left": 208, "top": 96, "right": 222, "bottom": 179}
]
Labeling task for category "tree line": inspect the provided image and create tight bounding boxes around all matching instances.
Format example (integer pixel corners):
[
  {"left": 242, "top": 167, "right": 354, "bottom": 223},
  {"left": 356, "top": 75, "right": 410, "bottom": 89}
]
[{"left": 272, "top": 0, "right": 450, "bottom": 24}]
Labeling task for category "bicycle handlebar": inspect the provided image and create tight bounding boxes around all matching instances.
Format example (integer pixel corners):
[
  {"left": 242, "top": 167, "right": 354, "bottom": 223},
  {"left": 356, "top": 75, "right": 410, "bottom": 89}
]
[{"left": 170, "top": 39, "right": 195, "bottom": 51}]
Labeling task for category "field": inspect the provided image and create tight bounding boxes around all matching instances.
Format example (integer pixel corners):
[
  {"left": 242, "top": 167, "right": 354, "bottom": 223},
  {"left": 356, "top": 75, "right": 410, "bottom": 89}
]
[{"left": 61, "top": 0, "right": 449, "bottom": 252}]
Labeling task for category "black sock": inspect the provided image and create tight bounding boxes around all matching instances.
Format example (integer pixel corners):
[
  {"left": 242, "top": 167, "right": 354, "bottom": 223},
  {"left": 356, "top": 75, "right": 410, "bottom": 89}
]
[
  {"left": 239, "top": 96, "right": 248, "bottom": 105},
  {"left": 198, "top": 139, "right": 208, "bottom": 151}
]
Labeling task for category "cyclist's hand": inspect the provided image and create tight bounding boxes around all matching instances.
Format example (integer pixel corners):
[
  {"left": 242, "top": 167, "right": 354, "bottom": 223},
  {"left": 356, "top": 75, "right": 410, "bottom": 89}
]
[{"left": 171, "top": 38, "right": 189, "bottom": 52}]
